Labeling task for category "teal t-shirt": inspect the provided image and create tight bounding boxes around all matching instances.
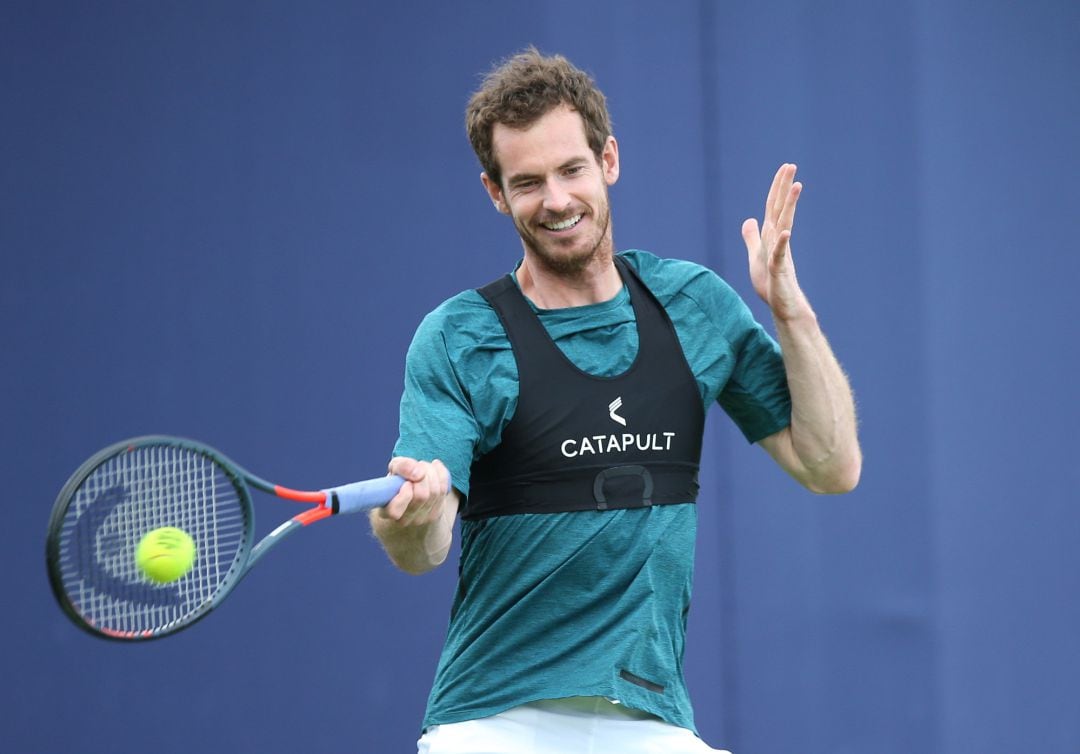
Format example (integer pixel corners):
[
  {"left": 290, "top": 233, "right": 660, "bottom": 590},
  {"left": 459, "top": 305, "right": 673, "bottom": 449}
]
[{"left": 393, "top": 250, "right": 791, "bottom": 734}]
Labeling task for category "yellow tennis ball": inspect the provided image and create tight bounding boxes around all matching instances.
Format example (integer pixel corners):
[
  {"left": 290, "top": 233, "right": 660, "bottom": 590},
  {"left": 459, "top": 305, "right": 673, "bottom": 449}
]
[{"left": 136, "top": 527, "right": 196, "bottom": 583}]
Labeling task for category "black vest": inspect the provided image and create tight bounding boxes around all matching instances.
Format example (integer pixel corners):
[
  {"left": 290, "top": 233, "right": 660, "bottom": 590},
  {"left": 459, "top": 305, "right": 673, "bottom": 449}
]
[{"left": 463, "top": 255, "right": 705, "bottom": 521}]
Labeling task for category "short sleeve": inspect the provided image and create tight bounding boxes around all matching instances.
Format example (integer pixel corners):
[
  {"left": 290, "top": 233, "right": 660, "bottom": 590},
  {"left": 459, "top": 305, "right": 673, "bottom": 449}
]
[
  {"left": 392, "top": 298, "right": 483, "bottom": 495},
  {"left": 717, "top": 312, "right": 792, "bottom": 443},
  {"left": 392, "top": 290, "right": 519, "bottom": 495},
  {"left": 622, "top": 250, "right": 791, "bottom": 444}
]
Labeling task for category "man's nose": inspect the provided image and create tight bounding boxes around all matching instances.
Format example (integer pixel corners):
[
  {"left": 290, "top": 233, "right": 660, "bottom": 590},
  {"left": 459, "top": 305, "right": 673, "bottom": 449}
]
[{"left": 541, "top": 178, "right": 573, "bottom": 214}]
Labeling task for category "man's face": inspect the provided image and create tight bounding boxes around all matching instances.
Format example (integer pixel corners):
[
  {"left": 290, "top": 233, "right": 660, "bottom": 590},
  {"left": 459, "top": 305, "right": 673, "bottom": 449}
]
[{"left": 483, "top": 105, "right": 620, "bottom": 275}]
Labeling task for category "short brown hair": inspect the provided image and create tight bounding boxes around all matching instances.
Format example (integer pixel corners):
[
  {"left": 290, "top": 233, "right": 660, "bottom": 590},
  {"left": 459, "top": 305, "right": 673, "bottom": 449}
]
[{"left": 465, "top": 47, "right": 613, "bottom": 188}]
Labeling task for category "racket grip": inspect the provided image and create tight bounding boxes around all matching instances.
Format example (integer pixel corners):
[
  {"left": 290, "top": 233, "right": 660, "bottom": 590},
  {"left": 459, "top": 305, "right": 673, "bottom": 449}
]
[{"left": 326, "top": 475, "right": 406, "bottom": 514}]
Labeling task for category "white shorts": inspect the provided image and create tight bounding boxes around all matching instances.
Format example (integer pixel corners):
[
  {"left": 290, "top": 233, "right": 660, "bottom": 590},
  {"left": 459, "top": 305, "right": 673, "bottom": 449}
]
[{"left": 417, "top": 696, "right": 731, "bottom": 754}]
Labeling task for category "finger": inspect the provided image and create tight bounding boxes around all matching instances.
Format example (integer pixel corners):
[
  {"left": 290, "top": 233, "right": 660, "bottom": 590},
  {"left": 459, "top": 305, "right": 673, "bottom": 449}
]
[
  {"left": 741, "top": 218, "right": 760, "bottom": 254},
  {"left": 416, "top": 461, "right": 450, "bottom": 516},
  {"left": 774, "top": 164, "right": 797, "bottom": 220},
  {"left": 410, "top": 463, "right": 433, "bottom": 505},
  {"left": 777, "top": 181, "right": 802, "bottom": 232},
  {"left": 763, "top": 166, "right": 783, "bottom": 223},
  {"left": 388, "top": 456, "right": 424, "bottom": 482},
  {"left": 766, "top": 163, "right": 793, "bottom": 222},
  {"left": 383, "top": 481, "right": 415, "bottom": 520},
  {"left": 415, "top": 495, "right": 442, "bottom": 526},
  {"left": 430, "top": 459, "right": 451, "bottom": 499}
]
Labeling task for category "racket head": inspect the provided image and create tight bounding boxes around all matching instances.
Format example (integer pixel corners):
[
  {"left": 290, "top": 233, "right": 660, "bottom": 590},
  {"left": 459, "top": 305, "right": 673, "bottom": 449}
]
[{"left": 46, "top": 436, "right": 256, "bottom": 641}]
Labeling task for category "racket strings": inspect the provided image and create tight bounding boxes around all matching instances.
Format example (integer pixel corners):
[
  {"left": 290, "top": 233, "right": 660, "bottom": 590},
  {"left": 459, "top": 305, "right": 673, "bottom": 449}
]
[{"left": 56, "top": 445, "right": 249, "bottom": 636}]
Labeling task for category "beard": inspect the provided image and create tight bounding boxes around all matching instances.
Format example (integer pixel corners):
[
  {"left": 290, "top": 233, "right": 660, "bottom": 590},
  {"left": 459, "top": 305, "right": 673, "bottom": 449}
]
[{"left": 512, "top": 190, "right": 614, "bottom": 276}]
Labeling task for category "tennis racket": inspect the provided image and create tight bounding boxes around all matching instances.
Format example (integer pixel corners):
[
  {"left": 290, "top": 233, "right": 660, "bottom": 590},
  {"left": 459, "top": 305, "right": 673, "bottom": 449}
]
[{"left": 46, "top": 435, "right": 408, "bottom": 641}]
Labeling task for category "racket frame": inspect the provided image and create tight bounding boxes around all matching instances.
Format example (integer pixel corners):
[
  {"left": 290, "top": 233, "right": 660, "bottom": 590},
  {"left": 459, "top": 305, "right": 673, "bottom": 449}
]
[{"left": 45, "top": 435, "right": 374, "bottom": 641}]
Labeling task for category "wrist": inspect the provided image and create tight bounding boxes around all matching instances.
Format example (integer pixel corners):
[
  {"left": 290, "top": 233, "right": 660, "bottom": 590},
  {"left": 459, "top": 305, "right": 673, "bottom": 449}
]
[{"left": 772, "top": 296, "right": 817, "bottom": 327}]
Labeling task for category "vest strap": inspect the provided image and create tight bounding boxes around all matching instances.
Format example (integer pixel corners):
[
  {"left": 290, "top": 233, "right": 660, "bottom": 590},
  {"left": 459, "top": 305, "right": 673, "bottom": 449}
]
[
  {"left": 465, "top": 255, "right": 704, "bottom": 521},
  {"left": 466, "top": 463, "right": 700, "bottom": 520}
]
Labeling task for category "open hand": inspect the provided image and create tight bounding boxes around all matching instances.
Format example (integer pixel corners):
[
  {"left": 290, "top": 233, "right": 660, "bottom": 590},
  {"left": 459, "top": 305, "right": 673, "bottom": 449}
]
[{"left": 741, "top": 163, "right": 809, "bottom": 321}]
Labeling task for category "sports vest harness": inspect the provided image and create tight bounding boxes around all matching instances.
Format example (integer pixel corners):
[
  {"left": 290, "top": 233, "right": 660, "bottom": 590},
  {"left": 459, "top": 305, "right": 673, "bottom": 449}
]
[{"left": 463, "top": 255, "right": 705, "bottom": 521}]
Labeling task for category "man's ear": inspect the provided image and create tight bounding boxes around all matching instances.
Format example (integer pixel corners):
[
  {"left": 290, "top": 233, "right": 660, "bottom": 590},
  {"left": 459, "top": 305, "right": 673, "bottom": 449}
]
[
  {"left": 481, "top": 172, "right": 509, "bottom": 214},
  {"left": 602, "top": 136, "right": 620, "bottom": 186}
]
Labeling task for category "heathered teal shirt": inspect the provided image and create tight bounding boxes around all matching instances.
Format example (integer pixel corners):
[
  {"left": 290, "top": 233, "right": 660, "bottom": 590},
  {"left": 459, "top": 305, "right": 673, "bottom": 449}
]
[{"left": 393, "top": 250, "right": 791, "bottom": 734}]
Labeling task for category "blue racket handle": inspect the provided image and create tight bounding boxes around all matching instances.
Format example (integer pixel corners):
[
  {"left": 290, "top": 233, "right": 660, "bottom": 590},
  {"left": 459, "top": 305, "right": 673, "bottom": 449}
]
[
  {"left": 327, "top": 471, "right": 453, "bottom": 515},
  {"left": 325, "top": 475, "right": 406, "bottom": 514}
]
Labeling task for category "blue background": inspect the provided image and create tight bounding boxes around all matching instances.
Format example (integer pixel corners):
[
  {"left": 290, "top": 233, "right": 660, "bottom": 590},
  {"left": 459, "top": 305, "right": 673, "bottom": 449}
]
[{"left": 4, "top": 1, "right": 1078, "bottom": 752}]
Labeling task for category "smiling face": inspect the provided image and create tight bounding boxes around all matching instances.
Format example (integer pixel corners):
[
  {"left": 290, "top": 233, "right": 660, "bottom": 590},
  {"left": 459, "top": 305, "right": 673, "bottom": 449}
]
[{"left": 482, "top": 105, "right": 620, "bottom": 276}]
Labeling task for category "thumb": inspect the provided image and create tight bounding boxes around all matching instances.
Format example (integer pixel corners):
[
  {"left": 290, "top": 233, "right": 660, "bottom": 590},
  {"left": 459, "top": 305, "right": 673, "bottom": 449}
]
[{"left": 741, "top": 218, "right": 760, "bottom": 254}]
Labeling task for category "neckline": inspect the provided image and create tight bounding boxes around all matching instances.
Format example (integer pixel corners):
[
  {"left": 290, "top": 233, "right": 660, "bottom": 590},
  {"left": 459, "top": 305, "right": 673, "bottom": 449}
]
[
  {"left": 510, "top": 256, "right": 648, "bottom": 383},
  {"left": 510, "top": 259, "right": 626, "bottom": 314}
]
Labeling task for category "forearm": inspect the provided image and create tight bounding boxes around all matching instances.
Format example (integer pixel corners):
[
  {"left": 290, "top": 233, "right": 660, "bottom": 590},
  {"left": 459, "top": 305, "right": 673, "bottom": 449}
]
[
  {"left": 771, "top": 301, "right": 861, "bottom": 493},
  {"left": 369, "top": 490, "right": 458, "bottom": 575},
  {"left": 741, "top": 164, "right": 861, "bottom": 492}
]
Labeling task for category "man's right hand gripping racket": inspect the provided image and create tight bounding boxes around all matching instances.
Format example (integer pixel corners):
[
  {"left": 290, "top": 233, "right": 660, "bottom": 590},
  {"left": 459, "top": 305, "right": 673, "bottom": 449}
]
[{"left": 46, "top": 436, "right": 412, "bottom": 641}]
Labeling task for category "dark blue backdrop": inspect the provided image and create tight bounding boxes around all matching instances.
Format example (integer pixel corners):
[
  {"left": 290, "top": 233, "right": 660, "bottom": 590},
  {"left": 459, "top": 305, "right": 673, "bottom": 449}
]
[{"left": 4, "top": 2, "right": 1078, "bottom": 752}]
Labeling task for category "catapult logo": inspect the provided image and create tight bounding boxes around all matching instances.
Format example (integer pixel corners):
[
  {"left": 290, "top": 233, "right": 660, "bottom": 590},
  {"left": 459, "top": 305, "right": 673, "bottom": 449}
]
[
  {"left": 608, "top": 397, "right": 627, "bottom": 426},
  {"left": 559, "top": 396, "right": 677, "bottom": 458}
]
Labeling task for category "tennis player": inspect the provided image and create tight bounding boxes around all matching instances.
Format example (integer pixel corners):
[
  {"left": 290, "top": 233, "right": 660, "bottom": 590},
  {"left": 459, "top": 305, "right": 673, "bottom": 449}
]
[{"left": 370, "top": 48, "right": 861, "bottom": 754}]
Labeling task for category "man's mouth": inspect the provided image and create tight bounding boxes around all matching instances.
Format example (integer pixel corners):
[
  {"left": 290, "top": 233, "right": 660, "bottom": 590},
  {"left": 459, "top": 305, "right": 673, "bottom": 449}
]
[{"left": 540, "top": 214, "right": 583, "bottom": 232}]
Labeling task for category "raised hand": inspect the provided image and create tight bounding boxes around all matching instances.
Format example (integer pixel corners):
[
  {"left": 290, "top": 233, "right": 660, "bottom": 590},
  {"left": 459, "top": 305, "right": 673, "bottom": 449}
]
[{"left": 741, "top": 163, "right": 809, "bottom": 321}]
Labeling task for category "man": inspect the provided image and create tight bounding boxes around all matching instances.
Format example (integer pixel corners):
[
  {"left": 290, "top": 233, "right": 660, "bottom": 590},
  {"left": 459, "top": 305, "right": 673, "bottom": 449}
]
[{"left": 370, "top": 48, "right": 861, "bottom": 753}]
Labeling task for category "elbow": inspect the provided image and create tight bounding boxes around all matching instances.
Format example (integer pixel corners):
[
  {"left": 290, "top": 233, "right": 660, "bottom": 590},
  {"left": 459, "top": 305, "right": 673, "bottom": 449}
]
[
  {"left": 820, "top": 469, "right": 860, "bottom": 495},
  {"left": 393, "top": 553, "right": 448, "bottom": 576},
  {"left": 807, "top": 451, "right": 862, "bottom": 495},
  {"left": 396, "top": 561, "right": 439, "bottom": 576},
  {"left": 389, "top": 541, "right": 452, "bottom": 576}
]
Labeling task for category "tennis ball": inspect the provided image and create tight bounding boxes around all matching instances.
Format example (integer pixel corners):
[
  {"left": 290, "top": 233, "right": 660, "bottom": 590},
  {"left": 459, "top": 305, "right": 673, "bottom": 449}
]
[{"left": 136, "top": 527, "right": 196, "bottom": 583}]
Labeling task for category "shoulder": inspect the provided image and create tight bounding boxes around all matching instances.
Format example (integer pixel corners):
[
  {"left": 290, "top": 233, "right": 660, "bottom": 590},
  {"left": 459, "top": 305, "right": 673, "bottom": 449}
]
[
  {"left": 417, "top": 287, "right": 495, "bottom": 328},
  {"left": 409, "top": 288, "right": 500, "bottom": 352},
  {"left": 404, "top": 283, "right": 516, "bottom": 391},
  {"left": 619, "top": 249, "right": 746, "bottom": 320}
]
